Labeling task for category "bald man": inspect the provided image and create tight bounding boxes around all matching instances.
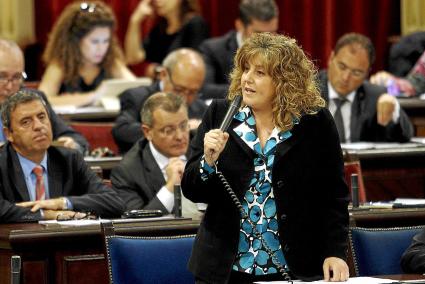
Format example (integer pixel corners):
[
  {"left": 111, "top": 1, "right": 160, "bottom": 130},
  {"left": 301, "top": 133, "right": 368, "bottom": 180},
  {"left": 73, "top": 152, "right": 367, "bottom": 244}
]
[
  {"left": 112, "top": 48, "right": 207, "bottom": 153},
  {"left": 0, "top": 38, "right": 88, "bottom": 152}
]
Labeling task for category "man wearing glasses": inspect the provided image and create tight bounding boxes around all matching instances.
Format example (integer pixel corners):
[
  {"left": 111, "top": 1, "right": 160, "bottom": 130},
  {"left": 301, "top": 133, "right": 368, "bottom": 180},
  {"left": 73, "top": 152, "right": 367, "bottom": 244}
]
[
  {"left": 318, "top": 33, "right": 413, "bottom": 143},
  {"left": 0, "top": 90, "right": 124, "bottom": 222},
  {"left": 111, "top": 92, "right": 203, "bottom": 219},
  {"left": 112, "top": 48, "right": 207, "bottom": 153},
  {"left": 0, "top": 38, "right": 88, "bottom": 153}
]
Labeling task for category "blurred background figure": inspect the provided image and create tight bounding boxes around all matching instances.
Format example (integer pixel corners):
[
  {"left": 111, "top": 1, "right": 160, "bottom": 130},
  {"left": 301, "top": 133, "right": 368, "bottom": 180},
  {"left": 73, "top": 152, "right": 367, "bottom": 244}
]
[
  {"left": 371, "top": 50, "right": 425, "bottom": 97},
  {"left": 0, "top": 38, "right": 89, "bottom": 153},
  {"left": 38, "top": 1, "right": 135, "bottom": 107},
  {"left": 112, "top": 48, "right": 207, "bottom": 153},
  {"left": 124, "top": 0, "right": 209, "bottom": 78},
  {"left": 199, "top": 0, "right": 279, "bottom": 99}
]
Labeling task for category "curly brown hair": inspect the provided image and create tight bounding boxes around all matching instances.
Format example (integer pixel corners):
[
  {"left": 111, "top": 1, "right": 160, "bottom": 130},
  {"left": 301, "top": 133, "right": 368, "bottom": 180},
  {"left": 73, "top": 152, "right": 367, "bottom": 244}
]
[
  {"left": 42, "top": 1, "right": 124, "bottom": 88},
  {"left": 228, "top": 32, "right": 325, "bottom": 132}
]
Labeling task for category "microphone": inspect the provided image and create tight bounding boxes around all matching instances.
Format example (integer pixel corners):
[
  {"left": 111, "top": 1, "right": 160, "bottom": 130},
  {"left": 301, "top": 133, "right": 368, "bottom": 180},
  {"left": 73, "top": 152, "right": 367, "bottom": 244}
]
[
  {"left": 219, "top": 96, "right": 243, "bottom": 132},
  {"left": 351, "top": 174, "right": 359, "bottom": 208},
  {"left": 11, "top": 255, "right": 21, "bottom": 284},
  {"left": 173, "top": 184, "right": 182, "bottom": 218}
]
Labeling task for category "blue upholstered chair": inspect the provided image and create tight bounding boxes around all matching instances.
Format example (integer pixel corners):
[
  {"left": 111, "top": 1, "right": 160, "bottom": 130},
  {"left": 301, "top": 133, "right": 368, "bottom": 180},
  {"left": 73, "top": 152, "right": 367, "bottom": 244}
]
[
  {"left": 102, "top": 222, "right": 196, "bottom": 284},
  {"left": 348, "top": 226, "right": 425, "bottom": 276}
]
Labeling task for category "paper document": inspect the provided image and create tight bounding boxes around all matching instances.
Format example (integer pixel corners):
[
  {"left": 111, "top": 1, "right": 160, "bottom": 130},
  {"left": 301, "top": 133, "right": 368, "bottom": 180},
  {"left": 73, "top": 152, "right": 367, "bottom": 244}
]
[
  {"left": 255, "top": 276, "right": 396, "bottom": 283},
  {"left": 341, "top": 142, "right": 421, "bottom": 150},
  {"left": 39, "top": 219, "right": 106, "bottom": 226}
]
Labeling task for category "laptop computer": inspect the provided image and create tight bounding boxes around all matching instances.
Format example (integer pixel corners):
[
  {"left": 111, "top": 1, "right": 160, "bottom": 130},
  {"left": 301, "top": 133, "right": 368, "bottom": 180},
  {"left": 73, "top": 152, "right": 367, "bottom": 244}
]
[{"left": 92, "top": 77, "right": 152, "bottom": 110}]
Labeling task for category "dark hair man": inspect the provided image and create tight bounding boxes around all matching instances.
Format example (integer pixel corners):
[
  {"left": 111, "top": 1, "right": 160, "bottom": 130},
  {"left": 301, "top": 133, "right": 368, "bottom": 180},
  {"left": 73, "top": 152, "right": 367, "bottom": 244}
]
[
  {"left": 0, "top": 90, "right": 124, "bottom": 222},
  {"left": 318, "top": 33, "right": 413, "bottom": 142}
]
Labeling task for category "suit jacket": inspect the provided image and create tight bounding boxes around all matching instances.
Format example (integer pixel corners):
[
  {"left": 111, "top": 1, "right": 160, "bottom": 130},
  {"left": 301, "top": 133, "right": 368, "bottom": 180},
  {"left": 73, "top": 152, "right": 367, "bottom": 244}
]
[
  {"left": 318, "top": 71, "right": 413, "bottom": 142},
  {"left": 181, "top": 100, "right": 349, "bottom": 282},
  {"left": 112, "top": 81, "right": 208, "bottom": 153},
  {"left": 0, "top": 144, "right": 125, "bottom": 223},
  {"left": 401, "top": 228, "right": 425, "bottom": 273},
  {"left": 111, "top": 139, "right": 169, "bottom": 212},
  {"left": 199, "top": 30, "right": 238, "bottom": 100},
  {"left": 30, "top": 89, "right": 89, "bottom": 153}
]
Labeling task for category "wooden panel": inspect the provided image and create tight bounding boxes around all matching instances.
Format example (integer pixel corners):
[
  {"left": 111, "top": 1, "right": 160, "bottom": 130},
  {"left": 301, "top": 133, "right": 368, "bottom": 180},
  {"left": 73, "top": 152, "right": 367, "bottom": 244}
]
[
  {"left": 61, "top": 254, "right": 108, "bottom": 284},
  {"left": 23, "top": 260, "right": 48, "bottom": 284}
]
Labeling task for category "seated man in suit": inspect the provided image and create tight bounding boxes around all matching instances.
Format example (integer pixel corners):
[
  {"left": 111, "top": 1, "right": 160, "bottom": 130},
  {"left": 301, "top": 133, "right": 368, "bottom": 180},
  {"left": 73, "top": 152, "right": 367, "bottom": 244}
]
[
  {"left": 199, "top": 0, "right": 279, "bottom": 99},
  {"left": 401, "top": 228, "right": 425, "bottom": 273},
  {"left": 112, "top": 48, "right": 207, "bottom": 153},
  {"left": 0, "top": 38, "right": 89, "bottom": 153},
  {"left": 111, "top": 92, "right": 203, "bottom": 219},
  {"left": 318, "top": 33, "right": 413, "bottom": 142},
  {"left": 0, "top": 90, "right": 124, "bottom": 222}
]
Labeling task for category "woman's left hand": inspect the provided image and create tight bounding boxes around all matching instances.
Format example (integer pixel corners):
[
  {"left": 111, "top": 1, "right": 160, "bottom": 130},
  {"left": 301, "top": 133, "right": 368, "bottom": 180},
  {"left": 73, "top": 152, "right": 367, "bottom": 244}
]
[{"left": 323, "top": 257, "right": 349, "bottom": 282}]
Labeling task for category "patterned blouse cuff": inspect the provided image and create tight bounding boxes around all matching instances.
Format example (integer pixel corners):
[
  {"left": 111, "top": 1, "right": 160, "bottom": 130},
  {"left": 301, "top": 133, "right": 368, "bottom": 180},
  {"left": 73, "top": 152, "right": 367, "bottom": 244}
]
[{"left": 200, "top": 156, "right": 216, "bottom": 181}]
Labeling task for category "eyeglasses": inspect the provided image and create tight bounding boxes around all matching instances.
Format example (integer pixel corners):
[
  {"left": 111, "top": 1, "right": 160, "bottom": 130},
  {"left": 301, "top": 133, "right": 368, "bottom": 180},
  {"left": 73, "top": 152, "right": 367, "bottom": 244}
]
[
  {"left": 56, "top": 211, "right": 97, "bottom": 221},
  {"left": 0, "top": 72, "right": 27, "bottom": 86},
  {"left": 156, "top": 120, "right": 189, "bottom": 137},
  {"left": 80, "top": 2, "right": 96, "bottom": 13},
  {"left": 332, "top": 60, "right": 368, "bottom": 79},
  {"left": 167, "top": 69, "right": 199, "bottom": 98}
]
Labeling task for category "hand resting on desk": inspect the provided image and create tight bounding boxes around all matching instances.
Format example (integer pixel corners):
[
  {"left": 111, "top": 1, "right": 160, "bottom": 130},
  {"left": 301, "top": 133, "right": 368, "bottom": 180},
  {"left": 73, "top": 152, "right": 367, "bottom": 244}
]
[
  {"left": 323, "top": 257, "right": 350, "bottom": 282},
  {"left": 16, "top": 198, "right": 84, "bottom": 220}
]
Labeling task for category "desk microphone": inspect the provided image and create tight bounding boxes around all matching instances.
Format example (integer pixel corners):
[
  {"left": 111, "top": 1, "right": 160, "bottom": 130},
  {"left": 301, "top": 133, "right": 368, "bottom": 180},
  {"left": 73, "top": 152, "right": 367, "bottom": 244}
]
[
  {"left": 11, "top": 255, "right": 21, "bottom": 284},
  {"left": 174, "top": 184, "right": 182, "bottom": 218},
  {"left": 219, "top": 96, "right": 242, "bottom": 132},
  {"left": 351, "top": 174, "right": 359, "bottom": 208}
]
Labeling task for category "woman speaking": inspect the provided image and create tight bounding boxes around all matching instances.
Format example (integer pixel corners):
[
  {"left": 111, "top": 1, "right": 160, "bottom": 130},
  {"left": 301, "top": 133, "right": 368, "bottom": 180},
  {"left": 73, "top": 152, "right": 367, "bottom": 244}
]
[{"left": 182, "top": 32, "right": 350, "bottom": 283}]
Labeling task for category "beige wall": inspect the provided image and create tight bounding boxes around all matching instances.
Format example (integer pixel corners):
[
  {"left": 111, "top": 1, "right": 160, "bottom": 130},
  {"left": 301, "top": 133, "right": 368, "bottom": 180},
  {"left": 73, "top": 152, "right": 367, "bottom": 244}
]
[
  {"left": 402, "top": 0, "right": 425, "bottom": 35},
  {"left": 0, "top": 0, "right": 35, "bottom": 46}
]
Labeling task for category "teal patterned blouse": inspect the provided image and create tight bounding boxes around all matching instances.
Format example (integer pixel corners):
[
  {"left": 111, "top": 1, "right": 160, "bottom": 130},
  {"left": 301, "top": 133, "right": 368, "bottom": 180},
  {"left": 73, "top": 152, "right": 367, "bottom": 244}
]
[{"left": 200, "top": 106, "right": 293, "bottom": 275}]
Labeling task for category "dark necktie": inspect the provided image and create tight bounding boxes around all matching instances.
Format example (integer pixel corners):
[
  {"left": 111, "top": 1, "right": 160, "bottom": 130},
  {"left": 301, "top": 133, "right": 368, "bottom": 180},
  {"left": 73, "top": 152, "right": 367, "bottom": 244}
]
[
  {"left": 333, "top": 98, "right": 347, "bottom": 143},
  {"left": 33, "top": 166, "right": 45, "bottom": 200}
]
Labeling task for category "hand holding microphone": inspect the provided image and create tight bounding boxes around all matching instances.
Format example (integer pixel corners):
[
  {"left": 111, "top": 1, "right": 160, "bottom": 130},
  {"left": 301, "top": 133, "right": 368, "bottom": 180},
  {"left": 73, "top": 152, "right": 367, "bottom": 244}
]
[
  {"left": 204, "top": 130, "right": 229, "bottom": 166},
  {"left": 203, "top": 96, "right": 242, "bottom": 166}
]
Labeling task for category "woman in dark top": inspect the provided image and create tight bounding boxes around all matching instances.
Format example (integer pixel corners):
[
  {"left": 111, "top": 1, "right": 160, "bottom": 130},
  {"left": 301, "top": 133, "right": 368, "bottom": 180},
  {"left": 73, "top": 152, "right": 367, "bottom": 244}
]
[
  {"left": 39, "top": 1, "right": 135, "bottom": 107},
  {"left": 125, "top": 0, "right": 209, "bottom": 77},
  {"left": 181, "top": 33, "right": 350, "bottom": 283}
]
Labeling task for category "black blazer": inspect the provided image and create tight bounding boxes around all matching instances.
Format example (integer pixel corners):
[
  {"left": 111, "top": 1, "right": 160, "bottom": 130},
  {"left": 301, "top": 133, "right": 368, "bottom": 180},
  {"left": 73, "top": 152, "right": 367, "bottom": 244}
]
[
  {"left": 112, "top": 82, "right": 208, "bottom": 153},
  {"left": 0, "top": 144, "right": 125, "bottom": 223},
  {"left": 199, "top": 30, "right": 238, "bottom": 100},
  {"left": 318, "top": 71, "right": 413, "bottom": 142},
  {"left": 401, "top": 228, "right": 425, "bottom": 273},
  {"left": 182, "top": 100, "right": 349, "bottom": 282},
  {"left": 111, "top": 139, "right": 169, "bottom": 212},
  {"left": 31, "top": 89, "right": 89, "bottom": 153}
]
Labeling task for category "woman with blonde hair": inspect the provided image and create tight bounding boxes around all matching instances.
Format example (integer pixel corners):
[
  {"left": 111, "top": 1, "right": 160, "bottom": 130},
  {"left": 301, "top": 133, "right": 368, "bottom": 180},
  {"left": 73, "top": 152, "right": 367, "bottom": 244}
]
[
  {"left": 182, "top": 32, "right": 350, "bottom": 283},
  {"left": 125, "top": 0, "right": 208, "bottom": 77},
  {"left": 39, "top": 1, "right": 135, "bottom": 106}
]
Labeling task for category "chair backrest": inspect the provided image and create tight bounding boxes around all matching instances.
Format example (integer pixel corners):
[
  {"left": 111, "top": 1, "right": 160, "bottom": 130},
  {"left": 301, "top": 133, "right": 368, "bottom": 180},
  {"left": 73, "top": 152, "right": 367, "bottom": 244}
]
[
  {"left": 103, "top": 222, "right": 195, "bottom": 284},
  {"left": 70, "top": 122, "right": 118, "bottom": 155},
  {"left": 344, "top": 161, "right": 367, "bottom": 203},
  {"left": 349, "top": 226, "right": 425, "bottom": 276}
]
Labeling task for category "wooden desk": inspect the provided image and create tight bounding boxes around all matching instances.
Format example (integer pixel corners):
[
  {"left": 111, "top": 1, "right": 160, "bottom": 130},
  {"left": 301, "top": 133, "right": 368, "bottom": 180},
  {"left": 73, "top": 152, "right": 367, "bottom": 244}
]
[
  {"left": 84, "top": 156, "right": 122, "bottom": 171},
  {"left": 399, "top": 98, "right": 425, "bottom": 136},
  {"left": 344, "top": 145, "right": 425, "bottom": 201},
  {"left": 0, "top": 218, "right": 200, "bottom": 284},
  {"left": 55, "top": 107, "right": 119, "bottom": 122},
  {"left": 350, "top": 208, "right": 425, "bottom": 228}
]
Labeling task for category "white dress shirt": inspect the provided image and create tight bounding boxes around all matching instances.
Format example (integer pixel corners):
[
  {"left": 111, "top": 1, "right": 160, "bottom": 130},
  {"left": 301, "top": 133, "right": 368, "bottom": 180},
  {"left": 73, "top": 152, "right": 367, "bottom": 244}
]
[{"left": 149, "top": 142, "right": 204, "bottom": 219}]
